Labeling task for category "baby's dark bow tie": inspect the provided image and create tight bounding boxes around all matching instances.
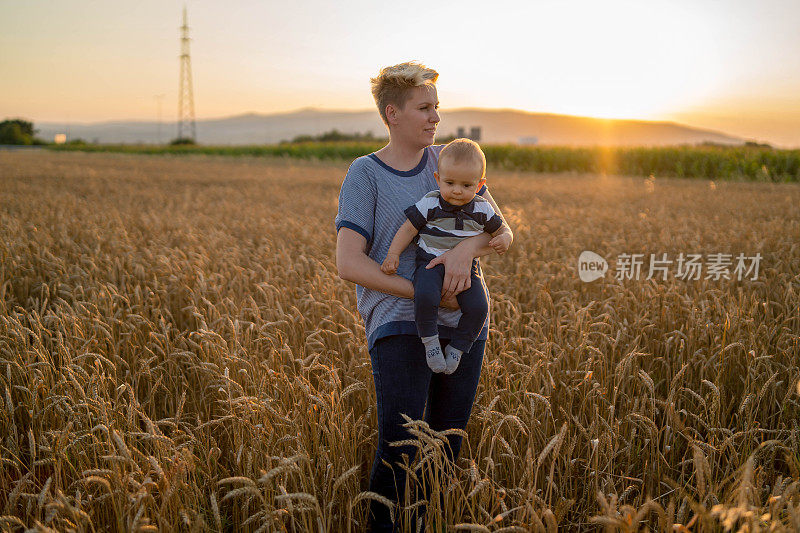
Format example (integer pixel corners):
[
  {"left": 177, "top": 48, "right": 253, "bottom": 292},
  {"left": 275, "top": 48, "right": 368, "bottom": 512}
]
[{"left": 440, "top": 199, "right": 472, "bottom": 229}]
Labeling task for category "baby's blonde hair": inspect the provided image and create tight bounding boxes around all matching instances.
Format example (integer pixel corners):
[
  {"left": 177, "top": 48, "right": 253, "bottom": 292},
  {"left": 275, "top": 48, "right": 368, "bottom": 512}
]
[
  {"left": 370, "top": 61, "right": 439, "bottom": 126},
  {"left": 439, "top": 138, "right": 486, "bottom": 180}
]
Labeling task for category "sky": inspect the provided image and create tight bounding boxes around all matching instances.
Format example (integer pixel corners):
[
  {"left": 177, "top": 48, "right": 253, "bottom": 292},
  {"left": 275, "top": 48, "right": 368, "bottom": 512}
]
[{"left": 2, "top": 0, "right": 799, "bottom": 147}]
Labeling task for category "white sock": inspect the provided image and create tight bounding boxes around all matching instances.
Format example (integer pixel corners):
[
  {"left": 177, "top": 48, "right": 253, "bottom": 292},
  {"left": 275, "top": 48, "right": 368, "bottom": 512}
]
[
  {"left": 421, "top": 335, "right": 446, "bottom": 373},
  {"left": 444, "top": 344, "right": 464, "bottom": 374}
]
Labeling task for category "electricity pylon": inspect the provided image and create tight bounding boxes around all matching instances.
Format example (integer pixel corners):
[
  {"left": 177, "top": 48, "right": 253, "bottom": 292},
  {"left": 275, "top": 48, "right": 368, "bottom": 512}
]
[{"left": 177, "top": 6, "right": 196, "bottom": 142}]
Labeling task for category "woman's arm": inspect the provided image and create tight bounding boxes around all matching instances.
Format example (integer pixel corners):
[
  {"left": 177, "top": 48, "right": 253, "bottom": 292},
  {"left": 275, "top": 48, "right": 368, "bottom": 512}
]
[
  {"left": 426, "top": 188, "right": 514, "bottom": 298},
  {"left": 337, "top": 227, "right": 414, "bottom": 299},
  {"left": 337, "top": 227, "right": 460, "bottom": 309}
]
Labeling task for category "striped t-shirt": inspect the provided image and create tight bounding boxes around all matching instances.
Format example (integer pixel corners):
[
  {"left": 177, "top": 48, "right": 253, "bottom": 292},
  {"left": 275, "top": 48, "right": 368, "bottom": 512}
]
[
  {"left": 405, "top": 191, "right": 503, "bottom": 257},
  {"left": 334, "top": 144, "right": 490, "bottom": 351}
]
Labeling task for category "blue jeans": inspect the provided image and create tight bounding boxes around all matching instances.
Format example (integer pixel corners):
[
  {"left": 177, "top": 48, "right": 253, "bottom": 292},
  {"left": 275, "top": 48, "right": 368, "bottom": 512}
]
[{"left": 366, "top": 334, "right": 486, "bottom": 532}]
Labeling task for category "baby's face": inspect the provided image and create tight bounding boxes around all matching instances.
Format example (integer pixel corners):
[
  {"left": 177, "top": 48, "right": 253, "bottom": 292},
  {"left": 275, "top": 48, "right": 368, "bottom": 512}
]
[{"left": 434, "top": 160, "right": 484, "bottom": 206}]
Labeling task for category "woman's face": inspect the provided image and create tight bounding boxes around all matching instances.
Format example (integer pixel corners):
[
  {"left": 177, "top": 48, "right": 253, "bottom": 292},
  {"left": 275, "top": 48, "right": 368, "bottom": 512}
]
[{"left": 390, "top": 84, "right": 440, "bottom": 148}]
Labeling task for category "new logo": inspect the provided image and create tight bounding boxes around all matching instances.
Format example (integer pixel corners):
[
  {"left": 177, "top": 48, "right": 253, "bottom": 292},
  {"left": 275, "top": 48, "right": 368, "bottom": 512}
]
[{"left": 578, "top": 251, "right": 608, "bottom": 282}]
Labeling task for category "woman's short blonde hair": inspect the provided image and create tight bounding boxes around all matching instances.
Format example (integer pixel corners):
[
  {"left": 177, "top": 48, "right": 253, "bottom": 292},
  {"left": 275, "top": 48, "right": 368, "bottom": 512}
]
[{"left": 370, "top": 61, "right": 439, "bottom": 126}]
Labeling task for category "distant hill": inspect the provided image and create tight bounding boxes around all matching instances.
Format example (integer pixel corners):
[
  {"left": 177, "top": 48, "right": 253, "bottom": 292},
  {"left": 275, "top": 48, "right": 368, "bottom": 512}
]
[{"left": 37, "top": 108, "right": 744, "bottom": 146}]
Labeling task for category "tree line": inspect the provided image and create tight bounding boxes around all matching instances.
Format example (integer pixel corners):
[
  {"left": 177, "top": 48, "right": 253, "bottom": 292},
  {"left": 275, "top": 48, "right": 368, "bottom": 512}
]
[{"left": 0, "top": 119, "right": 45, "bottom": 145}]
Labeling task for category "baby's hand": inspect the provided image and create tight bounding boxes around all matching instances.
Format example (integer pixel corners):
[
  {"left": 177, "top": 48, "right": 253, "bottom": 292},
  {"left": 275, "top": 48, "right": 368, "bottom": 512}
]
[
  {"left": 381, "top": 253, "right": 399, "bottom": 274},
  {"left": 489, "top": 233, "right": 512, "bottom": 255}
]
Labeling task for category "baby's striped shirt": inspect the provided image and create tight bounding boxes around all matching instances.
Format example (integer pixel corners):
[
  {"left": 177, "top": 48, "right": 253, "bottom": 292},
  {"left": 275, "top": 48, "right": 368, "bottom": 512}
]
[{"left": 404, "top": 191, "right": 503, "bottom": 257}]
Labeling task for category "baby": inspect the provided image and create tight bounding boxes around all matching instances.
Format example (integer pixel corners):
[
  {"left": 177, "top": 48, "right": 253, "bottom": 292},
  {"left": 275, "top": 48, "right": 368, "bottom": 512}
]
[{"left": 381, "top": 138, "right": 512, "bottom": 374}]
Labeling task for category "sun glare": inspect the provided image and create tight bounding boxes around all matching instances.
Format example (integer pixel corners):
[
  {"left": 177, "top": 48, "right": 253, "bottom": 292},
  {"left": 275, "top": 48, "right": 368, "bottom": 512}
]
[
  {"left": 436, "top": 1, "right": 722, "bottom": 122},
  {"left": 530, "top": 3, "right": 720, "bottom": 121}
]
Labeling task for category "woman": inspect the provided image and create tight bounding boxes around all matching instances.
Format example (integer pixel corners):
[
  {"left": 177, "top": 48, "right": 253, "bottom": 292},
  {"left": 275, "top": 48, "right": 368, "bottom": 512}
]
[{"left": 335, "top": 62, "right": 512, "bottom": 532}]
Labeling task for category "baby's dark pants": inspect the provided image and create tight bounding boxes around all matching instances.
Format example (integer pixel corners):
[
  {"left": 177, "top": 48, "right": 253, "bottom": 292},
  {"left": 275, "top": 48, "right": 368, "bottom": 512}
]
[{"left": 413, "top": 250, "right": 488, "bottom": 353}]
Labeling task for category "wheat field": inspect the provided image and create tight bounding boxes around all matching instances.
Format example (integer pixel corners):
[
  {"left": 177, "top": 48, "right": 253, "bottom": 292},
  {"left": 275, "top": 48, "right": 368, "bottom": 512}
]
[{"left": 1, "top": 150, "right": 799, "bottom": 532}]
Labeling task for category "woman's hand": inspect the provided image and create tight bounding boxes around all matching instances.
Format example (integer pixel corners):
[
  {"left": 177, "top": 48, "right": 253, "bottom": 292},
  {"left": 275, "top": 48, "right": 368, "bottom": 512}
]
[{"left": 425, "top": 242, "right": 475, "bottom": 300}]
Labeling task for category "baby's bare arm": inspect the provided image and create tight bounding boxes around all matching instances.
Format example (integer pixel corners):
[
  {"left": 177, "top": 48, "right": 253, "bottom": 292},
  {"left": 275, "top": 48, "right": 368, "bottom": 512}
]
[
  {"left": 490, "top": 225, "right": 512, "bottom": 239},
  {"left": 489, "top": 227, "right": 513, "bottom": 254},
  {"left": 387, "top": 220, "right": 418, "bottom": 257},
  {"left": 488, "top": 226, "right": 513, "bottom": 255},
  {"left": 472, "top": 189, "right": 513, "bottom": 257},
  {"left": 381, "top": 220, "right": 419, "bottom": 274}
]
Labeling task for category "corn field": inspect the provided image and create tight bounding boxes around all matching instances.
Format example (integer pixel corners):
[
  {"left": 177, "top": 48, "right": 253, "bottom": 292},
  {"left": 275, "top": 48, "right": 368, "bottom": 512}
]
[
  {"left": 48, "top": 142, "right": 800, "bottom": 182},
  {"left": 1, "top": 150, "right": 799, "bottom": 532}
]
